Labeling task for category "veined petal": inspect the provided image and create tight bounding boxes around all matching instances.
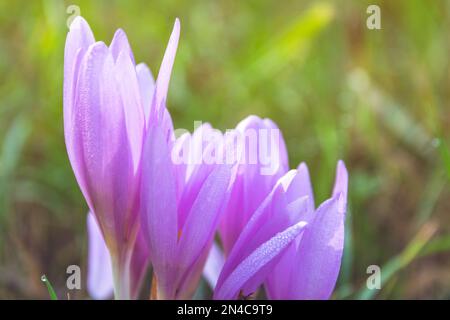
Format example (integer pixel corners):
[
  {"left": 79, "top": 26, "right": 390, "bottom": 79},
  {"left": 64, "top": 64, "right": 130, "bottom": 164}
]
[
  {"left": 332, "top": 160, "right": 348, "bottom": 214},
  {"left": 152, "top": 18, "right": 180, "bottom": 121},
  {"left": 289, "top": 196, "right": 345, "bottom": 299},
  {"left": 110, "top": 28, "right": 135, "bottom": 64},
  {"left": 172, "top": 132, "right": 191, "bottom": 199},
  {"left": 219, "top": 174, "right": 244, "bottom": 255},
  {"left": 136, "top": 63, "right": 155, "bottom": 124},
  {"left": 295, "top": 162, "right": 315, "bottom": 212},
  {"left": 140, "top": 125, "right": 178, "bottom": 298},
  {"left": 87, "top": 212, "right": 114, "bottom": 300},
  {"left": 219, "top": 116, "right": 288, "bottom": 256},
  {"left": 64, "top": 16, "right": 95, "bottom": 113},
  {"left": 214, "top": 220, "right": 307, "bottom": 300},
  {"left": 75, "top": 41, "right": 135, "bottom": 240},
  {"left": 64, "top": 16, "right": 95, "bottom": 208},
  {"left": 216, "top": 170, "right": 295, "bottom": 291},
  {"left": 262, "top": 118, "right": 289, "bottom": 171},
  {"left": 114, "top": 51, "right": 145, "bottom": 172},
  {"left": 177, "top": 164, "right": 231, "bottom": 277}
]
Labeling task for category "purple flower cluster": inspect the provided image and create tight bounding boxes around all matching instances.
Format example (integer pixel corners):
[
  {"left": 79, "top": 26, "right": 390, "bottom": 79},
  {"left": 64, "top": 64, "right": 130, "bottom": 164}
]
[{"left": 64, "top": 17, "right": 348, "bottom": 300}]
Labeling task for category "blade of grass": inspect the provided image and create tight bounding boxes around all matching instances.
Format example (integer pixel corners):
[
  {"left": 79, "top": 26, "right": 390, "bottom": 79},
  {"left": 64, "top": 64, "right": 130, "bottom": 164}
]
[
  {"left": 420, "top": 233, "right": 450, "bottom": 257},
  {"left": 0, "top": 115, "right": 31, "bottom": 230},
  {"left": 435, "top": 138, "right": 450, "bottom": 179},
  {"left": 356, "top": 222, "right": 437, "bottom": 300},
  {"left": 41, "top": 275, "right": 58, "bottom": 300}
]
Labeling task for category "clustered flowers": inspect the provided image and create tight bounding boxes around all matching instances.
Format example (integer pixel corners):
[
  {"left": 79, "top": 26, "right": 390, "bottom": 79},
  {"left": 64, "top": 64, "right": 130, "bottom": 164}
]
[{"left": 64, "top": 16, "right": 348, "bottom": 300}]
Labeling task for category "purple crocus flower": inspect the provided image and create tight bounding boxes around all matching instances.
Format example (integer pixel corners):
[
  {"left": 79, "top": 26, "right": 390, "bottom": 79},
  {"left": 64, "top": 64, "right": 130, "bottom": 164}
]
[
  {"left": 219, "top": 115, "right": 289, "bottom": 256},
  {"left": 214, "top": 161, "right": 348, "bottom": 300},
  {"left": 266, "top": 161, "right": 348, "bottom": 299},
  {"left": 141, "top": 121, "right": 231, "bottom": 299},
  {"left": 64, "top": 16, "right": 178, "bottom": 298},
  {"left": 140, "top": 121, "right": 233, "bottom": 299},
  {"left": 214, "top": 169, "right": 310, "bottom": 299}
]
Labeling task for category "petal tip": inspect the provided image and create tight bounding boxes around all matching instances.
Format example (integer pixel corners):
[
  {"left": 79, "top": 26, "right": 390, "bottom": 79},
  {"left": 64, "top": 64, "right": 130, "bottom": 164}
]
[{"left": 69, "top": 15, "right": 89, "bottom": 31}]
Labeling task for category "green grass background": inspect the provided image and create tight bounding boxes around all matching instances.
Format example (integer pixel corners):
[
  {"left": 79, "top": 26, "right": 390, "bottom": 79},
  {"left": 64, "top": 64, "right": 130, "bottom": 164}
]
[{"left": 0, "top": 0, "right": 449, "bottom": 299}]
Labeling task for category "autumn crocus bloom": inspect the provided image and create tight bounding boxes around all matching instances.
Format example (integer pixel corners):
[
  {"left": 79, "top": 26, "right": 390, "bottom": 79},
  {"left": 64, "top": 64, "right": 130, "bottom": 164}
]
[
  {"left": 214, "top": 161, "right": 348, "bottom": 300},
  {"left": 141, "top": 121, "right": 233, "bottom": 299},
  {"left": 64, "top": 16, "right": 178, "bottom": 299},
  {"left": 214, "top": 169, "right": 310, "bottom": 299},
  {"left": 266, "top": 161, "right": 348, "bottom": 299},
  {"left": 218, "top": 115, "right": 289, "bottom": 256}
]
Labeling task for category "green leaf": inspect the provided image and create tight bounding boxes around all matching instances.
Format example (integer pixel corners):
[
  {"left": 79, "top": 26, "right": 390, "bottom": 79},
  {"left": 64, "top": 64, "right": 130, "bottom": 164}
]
[{"left": 41, "top": 275, "right": 58, "bottom": 300}]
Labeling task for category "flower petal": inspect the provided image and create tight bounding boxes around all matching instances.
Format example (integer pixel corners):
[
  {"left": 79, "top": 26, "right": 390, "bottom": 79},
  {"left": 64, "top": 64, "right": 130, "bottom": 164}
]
[
  {"left": 332, "top": 160, "right": 348, "bottom": 214},
  {"left": 152, "top": 18, "right": 180, "bottom": 121},
  {"left": 214, "top": 220, "right": 307, "bottom": 300},
  {"left": 75, "top": 41, "right": 135, "bottom": 241},
  {"left": 130, "top": 228, "right": 150, "bottom": 299},
  {"left": 295, "top": 162, "right": 315, "bottom": 211},
  {"left": 289, "top": 196, "right": 345, "bottom": 299},
  {"left": 177, "top": 164, "right": 231, "bottom": 278},
  {"left": 109, "top": 28, "right": 135, "bottom": 64},
  {"left": 63, "top": 16, "right": 95, "bottom": 208},
  {"left": 135, "top": 63, "right": 155, "bottom": 124},
  {"left": 140, "top": 125, "right": 178, "bottom": 298},
  {"left": 114, "top": 50, "right": 145, "bottom": 172},
  {"left": 87, "top": 212, "right": 114, "bottom": 300},
  {"left": 203, "top": 242, "right": 225, "bottom": 289},
  {"left": 219, "top": 116, "right": 288, "bottom": 255}
]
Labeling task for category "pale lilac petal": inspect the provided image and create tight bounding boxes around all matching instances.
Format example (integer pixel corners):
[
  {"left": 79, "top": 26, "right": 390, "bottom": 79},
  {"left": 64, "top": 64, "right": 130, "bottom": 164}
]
[
  {"left": 332, "top": 160, "right": 348, "bottom": 214},
  {"left": 264, "top": 241, "right": 297, "bottom": 299},
  {"left": 152, "top": 18, "right": 180, "bottom": 120},
  {"left": 114, "top": 51, "right": 145, "bottom": 172},
  {"left": 75, "top": 42, "right": 135, "bottom": 240},
  {"left": 172, "top": 132, "right": 191, "bottom": 199},
  {"left": 175, "top": 241, "right": 212, "bottom": 299},
  {"left": 262, "top": 117, "right": 289, "bottom": 171},
  {"left": 135, "top": 63, "right": 155, "bottom": 124},
  {"left": 177, "top": 124, "right": 217, "bottom": 230},
  {"left": 184, "top": 123, "right": 213, "bottom": 180},
  {"left": 109, "top": 28, "right": 135, "bottom": 64},
  {"left": 177, "top": 164, "right": 231, "bottom": 277},
  {"left": 217, "top": 169, "right": 312, "bottom": 298},
  {"left": 216, "top": 170, "right": 296, "bottom": 291},
  {"left": 214, "top": 220, "right": 308, "bottom": 300},
  {"left": 295, "top": 162, "right": 315, "bottom": 211},
  {"left": 203, "top": 242, "right": 225, "bottom": 289},
  {"left": 161, "top": 107, "right": 175, "bottom": 143},
  {"left": 63, "top": 16, "right": 95, "bottom": 208},
  {"left": 64, "top": 16, "right": 95, "bottom": 113},
  {"left": 87, "top": 212, "right": 114, "bottom": 300},
  {"left": 219, "top": 174, "right": 244, "bottom": 255},
  {"left": 288, "top": 196, "right": 345, "bottom": 299},
  {"left": 219, "top": 116, "right": 287, "bottom": 256},
  {"left": 266, "top": 161, "right": 348, "bottom": 300},
  {"left": 140, "top": 125, "right": 178, "bottom": 298}
]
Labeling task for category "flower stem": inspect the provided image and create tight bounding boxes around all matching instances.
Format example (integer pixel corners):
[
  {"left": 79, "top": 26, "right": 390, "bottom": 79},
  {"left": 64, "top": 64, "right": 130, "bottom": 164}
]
[{"left": 112, "top": 249, "right": 133, "bottom": 300}]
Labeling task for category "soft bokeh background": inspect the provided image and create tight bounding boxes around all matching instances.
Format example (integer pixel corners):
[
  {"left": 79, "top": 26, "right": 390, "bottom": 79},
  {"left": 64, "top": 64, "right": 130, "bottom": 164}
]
[{"left": 1, "top": 0, "right": 449, "bottom": 299}]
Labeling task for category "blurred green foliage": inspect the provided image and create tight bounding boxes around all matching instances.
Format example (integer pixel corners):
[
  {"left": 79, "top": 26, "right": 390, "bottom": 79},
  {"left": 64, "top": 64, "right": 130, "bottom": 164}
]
[{"left": 0, "top": 0, "right": 449, "bottom": 299}]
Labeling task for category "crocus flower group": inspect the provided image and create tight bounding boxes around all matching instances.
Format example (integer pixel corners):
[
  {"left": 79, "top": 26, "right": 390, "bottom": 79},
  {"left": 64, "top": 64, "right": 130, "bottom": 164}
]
[{"left": 64, "top": 16, "right": 348, "bottom": 300}]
